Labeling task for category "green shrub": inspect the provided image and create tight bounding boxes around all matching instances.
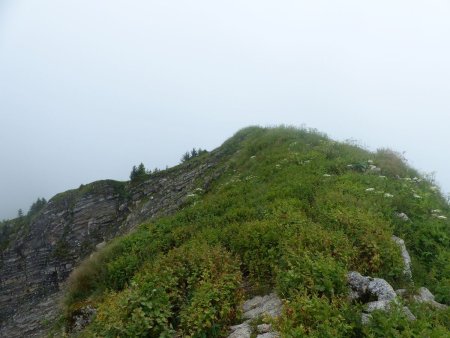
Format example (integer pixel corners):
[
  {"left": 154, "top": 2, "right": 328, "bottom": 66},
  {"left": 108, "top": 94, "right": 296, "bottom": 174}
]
[
  {"left": 277, "top": 251, "right": 347, "bottom": 299},
  {"left": 362, "top": 302, "right": 450, "bottom": 337},
  {"left": 223, "top": 220, "right": 282, "bottom": 287},
  {"left": 88, "top": 242, "right": 242, "bottom": 337},
  {"left": 276, "top": 293, "right": 355, "bottom": 337}
]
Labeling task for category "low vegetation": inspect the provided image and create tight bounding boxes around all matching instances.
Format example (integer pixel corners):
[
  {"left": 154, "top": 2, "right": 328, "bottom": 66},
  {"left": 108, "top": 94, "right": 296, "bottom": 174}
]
[{"left": 60, "top": 126, "right": 449, "bottom": 336}]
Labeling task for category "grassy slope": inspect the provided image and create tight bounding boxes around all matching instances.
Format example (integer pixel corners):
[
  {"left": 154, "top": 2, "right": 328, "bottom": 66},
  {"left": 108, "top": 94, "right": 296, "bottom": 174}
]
[{"left": 63, "top": 126, "right": 450, "bottom": 337}]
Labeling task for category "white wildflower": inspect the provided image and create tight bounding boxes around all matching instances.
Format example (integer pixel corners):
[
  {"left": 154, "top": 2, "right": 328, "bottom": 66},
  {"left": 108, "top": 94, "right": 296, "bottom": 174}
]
[
  {"left": 365, "top": 188, "right": 375, "bottom": 192},
  {"left": 384, "top": 193, "right": 394, "bottom": 198}
]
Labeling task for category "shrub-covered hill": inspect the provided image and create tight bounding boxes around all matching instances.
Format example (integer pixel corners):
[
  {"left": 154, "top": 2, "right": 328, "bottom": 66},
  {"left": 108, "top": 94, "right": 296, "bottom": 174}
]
[{"left": 62, "top": 126, "right": 449, "bottom": 337}]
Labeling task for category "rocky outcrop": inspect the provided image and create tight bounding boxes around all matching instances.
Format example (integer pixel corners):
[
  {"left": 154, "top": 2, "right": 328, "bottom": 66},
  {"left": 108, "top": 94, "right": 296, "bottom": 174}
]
[
  {"left": 347, "top": 271, "right": 416, "bottom": 324},
  {"left": 391, "top": 236, "right": 412, "bottom": 279},
  {"left": 348, "top": 271, "right": 397, "bottom": 302},
  {"left": 0, "top": 156, "right": 220, "bottom": 337},
  {"left": 228, "top": 293, "right": 282, "bottom": 338},
  {"left": 0, "top": 180, "right": 126, "bottom": 338}
]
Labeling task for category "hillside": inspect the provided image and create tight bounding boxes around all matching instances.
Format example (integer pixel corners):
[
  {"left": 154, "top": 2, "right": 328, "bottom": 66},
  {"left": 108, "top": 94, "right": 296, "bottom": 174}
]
[{"left": 1, "top": 126, "right": 449, "bottom": 337}]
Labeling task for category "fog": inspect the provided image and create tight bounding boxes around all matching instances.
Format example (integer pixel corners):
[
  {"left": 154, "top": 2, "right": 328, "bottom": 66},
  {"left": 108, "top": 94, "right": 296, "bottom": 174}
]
[{"left": 1, "top": 0, "right": 449, "bottom": 219}]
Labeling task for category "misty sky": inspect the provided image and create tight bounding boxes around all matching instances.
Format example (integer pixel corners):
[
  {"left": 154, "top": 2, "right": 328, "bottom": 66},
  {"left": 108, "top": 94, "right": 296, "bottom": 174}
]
[{"left": 1, "top": 1, "right": 449, "bottom": 220}]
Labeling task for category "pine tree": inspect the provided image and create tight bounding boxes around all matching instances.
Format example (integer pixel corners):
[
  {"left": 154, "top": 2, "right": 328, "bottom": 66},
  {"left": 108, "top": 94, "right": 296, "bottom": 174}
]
[
  {"left": 130, "top": 163, "right": 148, "bottom": 182},
  {"left": 181, "top": 152, "right": 191, "bottom": 163}
]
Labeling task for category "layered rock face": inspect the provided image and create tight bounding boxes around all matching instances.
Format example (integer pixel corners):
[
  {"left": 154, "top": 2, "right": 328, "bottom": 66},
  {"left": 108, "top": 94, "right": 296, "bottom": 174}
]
[{"left": 0, "top": 158, "right": 218, "bottom": 337}]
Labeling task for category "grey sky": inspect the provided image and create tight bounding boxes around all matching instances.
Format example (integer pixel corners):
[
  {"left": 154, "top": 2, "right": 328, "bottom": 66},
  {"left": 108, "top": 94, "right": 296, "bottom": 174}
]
[{"left": 1, "top": 0, "right": 449, "bottom": 219}]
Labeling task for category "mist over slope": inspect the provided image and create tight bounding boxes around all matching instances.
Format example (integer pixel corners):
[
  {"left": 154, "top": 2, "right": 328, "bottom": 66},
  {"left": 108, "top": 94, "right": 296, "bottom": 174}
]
[{"left": 1, "top": 126, "right": 449, "bottom": 337}]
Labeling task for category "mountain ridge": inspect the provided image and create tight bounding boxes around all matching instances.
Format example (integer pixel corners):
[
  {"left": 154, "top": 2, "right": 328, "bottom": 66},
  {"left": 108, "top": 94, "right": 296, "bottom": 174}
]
[{"left": 1, "top": 126, "right": 449, "bottom": 337}]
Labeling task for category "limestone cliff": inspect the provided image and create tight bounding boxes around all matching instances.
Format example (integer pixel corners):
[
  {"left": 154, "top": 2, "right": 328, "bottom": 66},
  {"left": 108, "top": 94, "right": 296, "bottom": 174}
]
[{"left": 0, "top": 154, "right": 219, "bottom": 337}]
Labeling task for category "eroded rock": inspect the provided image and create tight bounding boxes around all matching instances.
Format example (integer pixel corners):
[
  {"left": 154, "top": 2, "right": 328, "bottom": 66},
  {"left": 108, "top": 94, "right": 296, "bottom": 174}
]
[
  {"left": 347, "top": 271, "right": 396, "bottom": 301},
  {"left": 347, "top": 271, "right": 415, "bottom": 324}
]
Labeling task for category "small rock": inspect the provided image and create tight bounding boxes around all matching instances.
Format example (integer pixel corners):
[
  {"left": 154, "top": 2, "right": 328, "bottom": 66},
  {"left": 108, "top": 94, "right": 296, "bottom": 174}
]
[
  {"left": 366, "top": 300, "right": 391, "bottom": 312},
  {"left": 72, "top": 305, "right": 97, "bottom": 332},
  {"left": 369, "top": 165, "right": 381, "bottom": 173},
  {"left": 414, "top": 287, "right": 448, "bottom": 309},
  {"left": 395, "top": 289, "right": 407, "bottom": 297},
  {"left": 257, "top": 323, "right": 272, "bottom": 334},
  {"left": 228, "top": 322, "right": 252, "bottom": 338},
  {"left": 416, "top": 287, "right": 435, "bottom": 302},
  {"left": 402, "top": 306, "right": 417, "bottom": 321},
  {"left": 361, "top": 313, "right": 371, "bottom": 325},
  {"left": 395, "top": 212, "right": 410, "bottom": 222},
  {"left": 243, "top": 293, "right": 282, "bottom": 320},
  {"left": 229, "top": 294, "right": 283, "bottom": 338},
  {"left": 95, "top": 241, "right": 106, "bottom": 251},
  {"left": 257, "top": 333, "right": 280, "bottom": 338}
]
